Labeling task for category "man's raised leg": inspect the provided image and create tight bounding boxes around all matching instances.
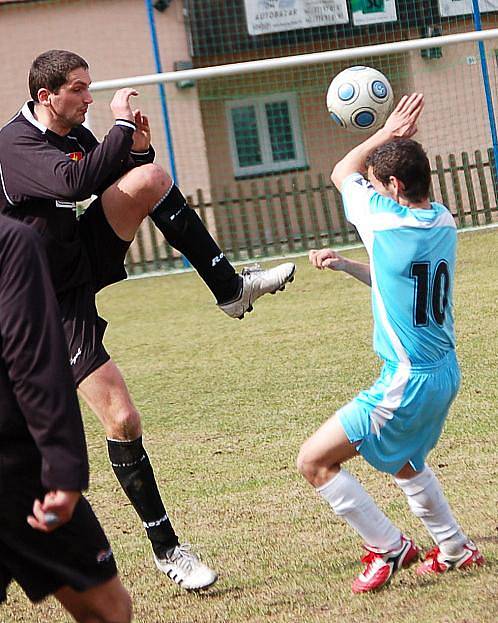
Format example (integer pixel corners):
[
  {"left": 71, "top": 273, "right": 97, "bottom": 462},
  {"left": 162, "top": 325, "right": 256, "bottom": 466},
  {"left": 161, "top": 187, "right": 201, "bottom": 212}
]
[{"left": 101, "top": 164, "right": 295, "bottom": 318}]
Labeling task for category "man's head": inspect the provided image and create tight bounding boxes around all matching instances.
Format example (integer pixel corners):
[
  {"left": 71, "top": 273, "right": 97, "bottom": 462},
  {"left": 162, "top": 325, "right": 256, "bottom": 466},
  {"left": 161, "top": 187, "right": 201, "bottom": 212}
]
[
  {"left": 29, "top": 50, "right": 92, "bottom": 132},
  {"left": 366, "top": 138, "right": 431, "bottom": 204},
  {"left": 29, "top": 50, "right": 88, "bottom": 101}
]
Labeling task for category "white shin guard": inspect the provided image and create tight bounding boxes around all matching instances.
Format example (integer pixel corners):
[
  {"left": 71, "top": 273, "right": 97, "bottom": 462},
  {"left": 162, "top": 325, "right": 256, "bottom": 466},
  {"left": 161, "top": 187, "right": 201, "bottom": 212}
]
[
  {"left": 395, "top": 465, "right": 467, "bottom": 556},
  {"left": 318, "top": 469, "right": 402, "bottom": 551}
]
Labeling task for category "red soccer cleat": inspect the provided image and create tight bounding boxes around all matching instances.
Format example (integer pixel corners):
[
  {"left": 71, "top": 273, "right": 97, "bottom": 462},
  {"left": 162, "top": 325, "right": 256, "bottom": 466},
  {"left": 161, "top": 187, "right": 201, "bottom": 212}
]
[
  {"left": 417, "top": 541, "right": 484, "bottom": 576},
  {"left": 352, "top": 535, "right": 419, "bottom": 594}
]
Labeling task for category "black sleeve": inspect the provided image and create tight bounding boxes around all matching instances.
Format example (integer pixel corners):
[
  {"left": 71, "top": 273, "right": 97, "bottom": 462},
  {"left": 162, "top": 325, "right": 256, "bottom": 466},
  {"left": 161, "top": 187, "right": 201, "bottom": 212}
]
[
  {"left": 1, "top": 123, "right": 136, "bottom": 203},
  {"left": 130, "top": 144, "right": 155, "bottom": 166},
  {"left": 0, "top": 219, "right": 89, "bottom": 491}
]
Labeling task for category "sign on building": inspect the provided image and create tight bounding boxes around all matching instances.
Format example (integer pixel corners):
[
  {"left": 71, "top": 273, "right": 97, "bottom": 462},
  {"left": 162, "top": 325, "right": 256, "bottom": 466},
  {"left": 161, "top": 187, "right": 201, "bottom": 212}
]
[
  {"left": 244, "top": 0, "right": 349, "bottom": 36},
  {"left": 439, "top": 0, "right": 498, "bottom": 17},
  {"left": 351, "top": 0, "right": 397, "bottom": 26}
]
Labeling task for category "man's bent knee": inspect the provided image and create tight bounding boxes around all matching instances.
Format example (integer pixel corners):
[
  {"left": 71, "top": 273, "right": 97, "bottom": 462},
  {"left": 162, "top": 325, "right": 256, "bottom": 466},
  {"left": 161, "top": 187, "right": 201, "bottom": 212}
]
[
  {"left": 104, "top": 407, "right": 141, "bottom": 441},
  {"left": 297, "top": 442, "right": 321, "bottom": 483},
  {"left": 133, "top": 163, "right": 171, "bottom": 196},
  {"left": 121, "top": 163, "right": 171, "bottom": 210},
  {"left": 297, "top": 439, "right": 343, "bottom": 487}
]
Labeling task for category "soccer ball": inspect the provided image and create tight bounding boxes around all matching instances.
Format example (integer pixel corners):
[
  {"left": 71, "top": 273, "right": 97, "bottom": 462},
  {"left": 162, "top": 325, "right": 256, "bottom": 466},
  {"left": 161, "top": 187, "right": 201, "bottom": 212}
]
[{"left": 326, "top": 66, "right": 394, "bottom": 132}]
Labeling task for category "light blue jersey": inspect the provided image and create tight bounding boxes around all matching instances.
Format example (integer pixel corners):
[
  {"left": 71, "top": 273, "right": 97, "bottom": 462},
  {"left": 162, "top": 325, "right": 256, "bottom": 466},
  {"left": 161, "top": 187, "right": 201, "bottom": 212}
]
[
  {"left": 336, "top": 173, "right": 460, "bottom": 474},
  {"left": 341, "top": 173, "right": 457, "bottom": 365}
]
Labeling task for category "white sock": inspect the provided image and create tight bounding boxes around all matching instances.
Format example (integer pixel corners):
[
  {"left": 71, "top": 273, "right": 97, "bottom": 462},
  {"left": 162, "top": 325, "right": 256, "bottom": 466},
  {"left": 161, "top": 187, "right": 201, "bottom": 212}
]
[
  {"left": 317, "top": 469, "right": 402, "bottom": 551},
  {"left": 395, "top": 465, "right": 467, "bottom": 557}
]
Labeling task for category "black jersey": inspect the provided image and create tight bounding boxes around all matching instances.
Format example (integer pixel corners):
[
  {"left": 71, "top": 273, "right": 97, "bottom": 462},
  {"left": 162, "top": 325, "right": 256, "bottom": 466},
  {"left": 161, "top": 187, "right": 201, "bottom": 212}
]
[
  {"left": 0, "top": 102, "right": 154, "bottom": 294},
  {"left": 0, "top": 214, "right": 88, "bottom": 491}
]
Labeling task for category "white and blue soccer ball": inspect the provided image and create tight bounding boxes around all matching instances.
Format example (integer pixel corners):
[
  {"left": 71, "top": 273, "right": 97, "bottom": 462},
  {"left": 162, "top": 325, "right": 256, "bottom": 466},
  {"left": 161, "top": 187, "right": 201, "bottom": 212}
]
[{"left": 326, "top": 66, "right": 394, "bottom": 132}]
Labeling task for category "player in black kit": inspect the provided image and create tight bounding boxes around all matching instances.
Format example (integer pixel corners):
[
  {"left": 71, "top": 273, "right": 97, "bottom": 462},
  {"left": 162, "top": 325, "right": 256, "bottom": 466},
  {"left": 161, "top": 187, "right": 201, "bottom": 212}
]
[
  {"left": 0, "top": 49, "right": 295, "bottom": 590},
  {"left": 0, "top": 213, "right": 131, "bottom": 623}
]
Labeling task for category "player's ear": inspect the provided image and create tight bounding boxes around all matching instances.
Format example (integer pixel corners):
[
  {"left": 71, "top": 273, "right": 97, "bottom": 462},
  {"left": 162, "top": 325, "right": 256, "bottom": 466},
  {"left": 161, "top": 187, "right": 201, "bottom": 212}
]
[{"left": 37, "top": 88, "right": 51, "bottom": 106}]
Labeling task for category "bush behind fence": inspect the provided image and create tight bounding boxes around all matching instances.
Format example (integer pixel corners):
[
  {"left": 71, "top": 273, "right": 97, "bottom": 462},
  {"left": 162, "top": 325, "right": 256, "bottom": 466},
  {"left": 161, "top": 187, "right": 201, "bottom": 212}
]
[{"left": 125, "top": 148, "right": 498, "bottom": 275}]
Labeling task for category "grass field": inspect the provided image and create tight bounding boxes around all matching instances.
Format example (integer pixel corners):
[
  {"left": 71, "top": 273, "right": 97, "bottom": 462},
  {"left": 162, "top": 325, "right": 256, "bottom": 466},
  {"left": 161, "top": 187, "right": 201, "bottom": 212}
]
[{"left": 3, "top": 228, "right": 497, "bottom": 623}]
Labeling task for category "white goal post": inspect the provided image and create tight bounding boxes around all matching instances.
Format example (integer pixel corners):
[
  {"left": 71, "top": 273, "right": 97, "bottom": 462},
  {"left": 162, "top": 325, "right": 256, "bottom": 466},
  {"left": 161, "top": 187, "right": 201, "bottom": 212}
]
[{"left": 91, "top": 28, "right": 498, "bottom": 92}]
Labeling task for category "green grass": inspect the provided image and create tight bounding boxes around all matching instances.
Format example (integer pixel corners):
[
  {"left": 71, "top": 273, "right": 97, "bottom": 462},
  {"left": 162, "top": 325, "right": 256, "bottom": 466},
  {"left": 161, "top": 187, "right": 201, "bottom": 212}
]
[{"left": 3, "top": 228, "right": 497, "bottom": 622}]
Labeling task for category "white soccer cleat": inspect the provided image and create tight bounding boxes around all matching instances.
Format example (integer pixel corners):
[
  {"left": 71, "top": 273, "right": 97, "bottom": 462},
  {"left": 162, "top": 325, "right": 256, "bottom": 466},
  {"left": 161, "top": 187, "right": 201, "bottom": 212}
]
[
  {"left": 219, "top": 262, "right": 296, "bottom": 319},
  {"left": 154, "top": 543, "right": 218, "bottom": 591}
]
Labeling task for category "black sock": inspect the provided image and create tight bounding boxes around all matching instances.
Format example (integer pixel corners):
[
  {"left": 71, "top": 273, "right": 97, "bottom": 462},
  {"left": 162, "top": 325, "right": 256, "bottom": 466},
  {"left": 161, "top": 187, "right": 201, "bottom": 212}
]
[
  {"left": 107, "top": 437, "right": 178, "bottom": 557},
  {"left": 149, "top": 184, "right": 241, "bottom": 304}
]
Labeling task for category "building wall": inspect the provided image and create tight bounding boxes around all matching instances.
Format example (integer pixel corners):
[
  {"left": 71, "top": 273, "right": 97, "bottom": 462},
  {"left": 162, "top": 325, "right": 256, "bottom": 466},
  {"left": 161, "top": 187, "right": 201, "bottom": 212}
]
[
  {"left": 200, "top": 55, "right": 413, "bottom": 196},
  {"left": 0, "top": 0, "right": 211, "bottom": 199},
  {"left": 1, "top": 0, "right": 496, "bottom": 264}
]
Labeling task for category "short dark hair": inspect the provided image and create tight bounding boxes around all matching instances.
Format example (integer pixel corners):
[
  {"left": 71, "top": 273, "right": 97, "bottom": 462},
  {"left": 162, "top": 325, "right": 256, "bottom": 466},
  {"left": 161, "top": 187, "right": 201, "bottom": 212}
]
[
  {"left": 29, "top": 50, "right": 89, "bottom": 101},
  {"left": 366, "top": 139, "right": 431, "bottom": 203}
]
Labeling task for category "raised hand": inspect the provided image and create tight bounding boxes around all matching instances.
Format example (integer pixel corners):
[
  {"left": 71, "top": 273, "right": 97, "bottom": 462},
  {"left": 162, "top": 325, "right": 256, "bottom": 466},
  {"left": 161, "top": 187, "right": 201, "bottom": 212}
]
[
  {"left": 110, "top": 88, "right": 139, "bottom": 123},
  {"left": 132, "top": 109, "right": 151, "bottom": 152},
  {"left": 384, "top": 93, "right": 424, "bottom": 139}
]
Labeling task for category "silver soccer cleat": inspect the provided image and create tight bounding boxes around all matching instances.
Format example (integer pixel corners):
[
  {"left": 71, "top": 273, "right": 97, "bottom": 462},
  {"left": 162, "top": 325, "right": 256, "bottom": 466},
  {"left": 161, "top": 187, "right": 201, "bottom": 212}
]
[
  {"left": 219, "top": 262, "right": 296, "bottom": 319},
  {"left": 154, "top": 543, "right": 218, "bottom": 591}
]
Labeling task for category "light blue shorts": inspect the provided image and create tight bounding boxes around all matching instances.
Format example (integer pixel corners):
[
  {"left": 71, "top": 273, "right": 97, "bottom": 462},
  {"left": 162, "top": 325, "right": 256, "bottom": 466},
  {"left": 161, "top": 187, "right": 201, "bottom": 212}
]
[{"left": 338, "top": 350, "right": 460, "bottom": 475}]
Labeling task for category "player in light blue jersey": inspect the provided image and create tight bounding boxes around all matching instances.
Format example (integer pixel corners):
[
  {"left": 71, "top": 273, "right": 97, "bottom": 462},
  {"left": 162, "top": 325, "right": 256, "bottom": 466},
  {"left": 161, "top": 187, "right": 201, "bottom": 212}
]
[{"left": 297, "top": 93, "right": 483, "bottom": 593}]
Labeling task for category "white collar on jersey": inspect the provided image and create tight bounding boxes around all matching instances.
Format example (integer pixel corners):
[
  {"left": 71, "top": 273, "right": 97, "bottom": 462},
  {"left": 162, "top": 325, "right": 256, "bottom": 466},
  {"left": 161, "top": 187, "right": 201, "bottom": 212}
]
[{"left": 21, "top": 101, "right": 48, "bottom": 134}]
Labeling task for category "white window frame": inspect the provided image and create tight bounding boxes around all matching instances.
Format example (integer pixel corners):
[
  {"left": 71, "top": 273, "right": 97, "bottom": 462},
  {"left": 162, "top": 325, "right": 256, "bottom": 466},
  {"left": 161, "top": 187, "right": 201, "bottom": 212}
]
[{"left": 226, "top": 92, "right": 307, "bottom": 177}]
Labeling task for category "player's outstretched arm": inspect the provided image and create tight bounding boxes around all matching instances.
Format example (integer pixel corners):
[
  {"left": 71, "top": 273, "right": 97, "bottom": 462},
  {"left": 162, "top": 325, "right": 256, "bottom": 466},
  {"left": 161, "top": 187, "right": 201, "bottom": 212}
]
[
  {"left": 309, "top": 249, "right": 371, "bottom": 286},
  {"left": 331, "top": 93, "right": 424, "bottom": 190}
]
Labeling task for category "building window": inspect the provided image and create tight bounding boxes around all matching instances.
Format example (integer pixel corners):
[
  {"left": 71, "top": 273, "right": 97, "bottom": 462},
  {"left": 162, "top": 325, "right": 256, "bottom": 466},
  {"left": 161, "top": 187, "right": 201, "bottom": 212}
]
[{"left": 226, "top": 93, "right": 307, "bottom": 177}]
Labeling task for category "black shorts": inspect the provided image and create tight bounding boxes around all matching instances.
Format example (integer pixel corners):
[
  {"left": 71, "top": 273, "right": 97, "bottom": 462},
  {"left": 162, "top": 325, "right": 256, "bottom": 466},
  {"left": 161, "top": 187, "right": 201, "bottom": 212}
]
[
  {"left": 0, "top": 475, "right": 117, "bottom": 603},
  {"left": 62, "top": 198, "right": 131, "bottom": 386}
]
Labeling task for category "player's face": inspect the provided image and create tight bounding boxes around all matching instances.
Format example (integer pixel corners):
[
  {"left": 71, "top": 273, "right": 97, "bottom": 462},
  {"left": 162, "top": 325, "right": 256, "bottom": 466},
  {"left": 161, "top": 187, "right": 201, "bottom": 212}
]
[{"left": 50, "top": 68, "right": 93, "bottom": 128}]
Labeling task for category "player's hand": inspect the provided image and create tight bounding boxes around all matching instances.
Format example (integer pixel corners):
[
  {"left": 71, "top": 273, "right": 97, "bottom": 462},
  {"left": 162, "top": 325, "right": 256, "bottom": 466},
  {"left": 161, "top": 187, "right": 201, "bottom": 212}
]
[
  {"left": 110, "top": 88, "right": 139, "bottom": 123},
  {"left": 309, "top": 248, "right": 347, "bottom": 271},
  {"left": 27, "top": 490, "right": 81, "bottom": 532},
  {"left": 383, "top": 93, "right": 424, "bottom": 139},
  {"left": 131, "top": 109, "right": 151, "bottom": 152}
]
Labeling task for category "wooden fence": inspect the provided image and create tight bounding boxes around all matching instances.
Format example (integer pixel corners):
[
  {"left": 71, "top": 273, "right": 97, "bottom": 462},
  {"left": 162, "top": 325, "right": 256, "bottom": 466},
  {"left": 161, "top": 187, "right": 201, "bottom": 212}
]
[{"left": 125, "top": 148, "right": 498, "bottom": 275}]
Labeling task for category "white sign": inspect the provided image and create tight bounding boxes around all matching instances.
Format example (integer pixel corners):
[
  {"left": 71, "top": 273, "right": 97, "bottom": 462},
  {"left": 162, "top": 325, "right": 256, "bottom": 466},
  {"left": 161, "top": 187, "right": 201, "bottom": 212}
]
[
  {"left": 352, "top": 0, "right": 397, "bottom": 25},
  {"left": 439, "top": 0, "right": 498, "bottom": 17},
  {"left": 244, "top": 0, "right": 349, "bottom": 36}
]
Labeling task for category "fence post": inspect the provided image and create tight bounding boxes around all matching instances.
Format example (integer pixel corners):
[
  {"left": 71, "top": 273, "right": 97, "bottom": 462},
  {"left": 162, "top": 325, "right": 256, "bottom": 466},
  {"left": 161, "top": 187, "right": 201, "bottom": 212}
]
[
  {"left": 223, "top": 186, "right": 240, "bottom": 260},
  {"left": 461, "top": 152, "right": 479, "bottom": 227},
  {"left": 304, "top": 174, "right": 322, "bottom": 248},
  {"left": 475, "top": 150, "right": 492, "bottom": 224},
  {"left": 250, "top": 181, "right": 268, "bottom": 256},
  {"left": 134, "top": 226, "right": 148, "bottom": 273},
  {"left": 486, "top": 147, "right": 498, "bottom": 208},
  {"left": 291, "top": 176, "right": 308, "bottom": 251},
  {"left": 237, "top": 183, "right": 254, "bottom": 258},
  {"left": 318, "top": 173, "right": 335, "bottom": 246},
  {"left": 147, "top": 219, "right": 163, "bottom": 271},
  {"left": 277, "top": 177, "right": 295, "bottom": 253},
  {"left": 448, "top": 154, "right": 466, "bottom": 226},
  {"left": 435, "top": 155, "right": 450, "bottom": 209},
  {"left": 263, "top": 179, "right": 282, "bottom": 256}
]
